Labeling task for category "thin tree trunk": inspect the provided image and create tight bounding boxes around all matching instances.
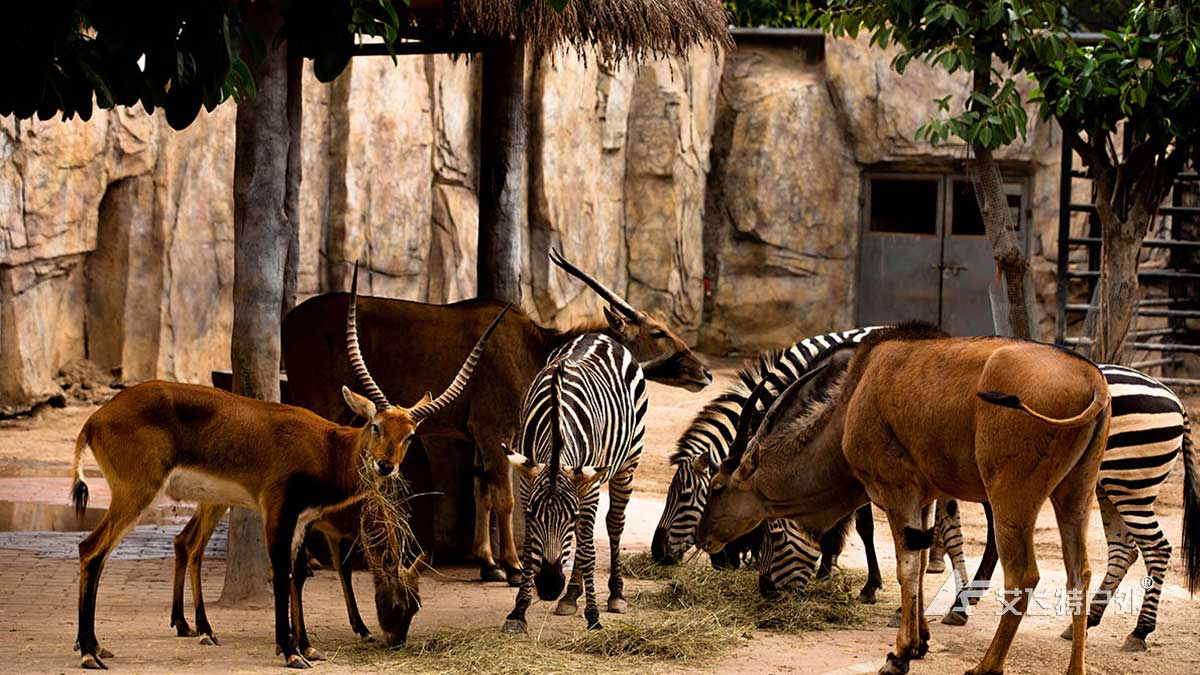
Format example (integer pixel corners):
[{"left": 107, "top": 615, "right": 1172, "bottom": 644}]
[
  {"left": 1094, "top": 226, "right": 1141, "bottom": 363},
  {"left": 967, "top": 44, "right": 1032, "bottom": 339},
  {"left": 282, "top": 51, "right": 303, "bottom": 318},
  {"left": 221, "top": 0, "right": 290, "bottom": 605},
  {"left": 477, "top": 38, "right": 525, "bottom": 305}
]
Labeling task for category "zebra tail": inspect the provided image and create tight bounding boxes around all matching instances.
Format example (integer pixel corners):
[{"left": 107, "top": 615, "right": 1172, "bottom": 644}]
[{"left": 1182, "top": 411, "right": 1199, "bottom": 595}]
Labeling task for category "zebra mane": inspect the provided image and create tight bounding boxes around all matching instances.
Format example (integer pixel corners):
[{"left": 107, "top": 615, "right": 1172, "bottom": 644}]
[{"left": 548, "top": 363, "right": 565, "bottom": 491}]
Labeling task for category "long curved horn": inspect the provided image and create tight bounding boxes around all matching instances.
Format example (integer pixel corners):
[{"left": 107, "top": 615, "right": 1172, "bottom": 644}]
[
  {"left": 549, "top": 247, "right": 638, "bottom": 319},
  {"left": 410, "top": 304, "right": 511, "bottom": 422},
  {"left": 346, "top": 261, "right": 391, "bottom": 411}
]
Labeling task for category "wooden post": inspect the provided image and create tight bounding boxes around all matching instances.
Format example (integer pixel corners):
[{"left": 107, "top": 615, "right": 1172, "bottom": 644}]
[
  {"left": 221, "top": 0, "right": 291, "bottom": 604},
  {"left": 282, "top": 52, "right": 303, "bottom": 317},
  {"left": 477, "top": 38, "right": 526, "bottom": 305}
]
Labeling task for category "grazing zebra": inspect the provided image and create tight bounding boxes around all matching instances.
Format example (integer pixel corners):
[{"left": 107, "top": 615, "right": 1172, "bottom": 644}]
[
  {"left": 501, "top": 334, "right": 647, "bottom": 633},
  {"left": 650, "top": 327, "right": 884, "bottom": 601}
]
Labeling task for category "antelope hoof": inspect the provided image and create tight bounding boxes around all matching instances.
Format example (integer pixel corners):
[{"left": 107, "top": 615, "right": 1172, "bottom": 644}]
[
  {"left": 199, "top": 633, "right": 220, "bottom": 646},
  {"left": 80, "top": 654, "right": 108, "bottom": 670},
  {"left": 172, "top": 620, "right": 197, "bottom": 637},
  {"left": 926, "top": 558, "right": 946, "bottom": 574},
  {"left": 358, "top": 632, "right": 375, "bottom": 643},
  {"left": 1059, "top": 624, "right": 1074, "bottom": 640},
  {"left": 98, "top": 647, "right": 114, "bottom": 659},
  {"left": 858, "top": 587, "right": 879, "bottom": 604},
  {"left": 887, "top": 608, "right": 902, "bottom": 628},
  {"left": 879, "top": 652, "right": 909, "bottom": 675},
  {"left": 554, "top": 598, "right": 578, "bottom": 616},
  {"left": 285, "top": 653, "right": 312, "bottom": 669},
  {"left": 504, "top": 564, "right": 523, "bottom": 587},
  {"left": 607, "top": 597, "right": 628, "bottom": 614},
  {"left": 480, "top": 564, "right": 506, "bottom": 583},
  {"left": 303, "top": 647, "right": 326, "bottom": 661},
  {"left": 501, "top": 619, "right": 527, "bottom": 635},
  {"left": 1121, "top": 634, "right": 1148, "bottom": 652},
  {"left": 942, "top": 610, "right": 968, "bottom": 626}
]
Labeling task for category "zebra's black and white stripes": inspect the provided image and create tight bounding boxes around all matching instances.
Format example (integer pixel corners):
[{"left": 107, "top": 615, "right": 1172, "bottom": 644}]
[
  {"left": 650, "top": 328, "right": 881, "bottom": 587},
  {"left": 502, "top": 334, "right": 648, "bottom": 633}
]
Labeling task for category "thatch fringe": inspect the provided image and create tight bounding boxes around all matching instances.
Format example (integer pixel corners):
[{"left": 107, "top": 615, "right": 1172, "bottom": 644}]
[{"left": 430, "top": 0, "right": 732, "bottom": 62}]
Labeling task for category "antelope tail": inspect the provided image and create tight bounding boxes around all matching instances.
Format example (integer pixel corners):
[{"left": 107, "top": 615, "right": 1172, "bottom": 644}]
[
  {"left": 976, "top": 383, "right": 1109, "bottom": 428},
  {"left": 70, "top": 423, "right": 91, "bottom": 520},
  {"left": 1181, "top": 411, "right": 1199, "bottom": 595}
]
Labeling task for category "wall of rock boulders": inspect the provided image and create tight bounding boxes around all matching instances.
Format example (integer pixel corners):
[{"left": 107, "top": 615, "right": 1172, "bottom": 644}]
[{"left": 0, "top": 34, "right": 1065, "bottom": 415}]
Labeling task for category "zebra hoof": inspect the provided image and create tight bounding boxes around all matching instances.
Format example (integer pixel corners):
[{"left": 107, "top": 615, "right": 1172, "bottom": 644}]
[
  {"left": 858, "top": 588, "right": 879, "bottom": 604},
  {"left": 607, "top": 598, "right": 628, "bottom": 614},
  {"left": 501, "top": 619, "right": 527, "bottom": 635},
  {"left": 554, "top": 598, "right": 578, "bottom": 616},
  {"left": 888, "top": 608, "right": 902, "bottom": 628},
  {"left": 941, "top": 610, "right": 968, "bottom": 626},
  {"left": 480, "top": 564, "right": 506, "bottom": 583},
  {"left": 199, "top": 633, "right": 220, "bottom": 646},
  {"left": 504, "top": 564, "right": 523, "bottom": 587},
  {"left": 1121, "top": 634, "right": 1148, "bottom": 652},
  {"left": 926, "top": 559, "right": 946, "bottom": 574}
]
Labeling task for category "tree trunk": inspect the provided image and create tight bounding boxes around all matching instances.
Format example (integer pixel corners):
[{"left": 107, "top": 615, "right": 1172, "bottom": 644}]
[
  {"left": 1093, "top": 224, "right": 1141, "bottom": 364},
  {"left": 281, "top": 52, "right": 303, "bottom": 318},
  {"left": 966, "top": 45, "right": 1032, "bottom": 340},
  {"left": 221, "top": 0, "right": 290, "bottom": 605},
  {"left": 967, "top": 145, "right": 1033, "bottom": 339},
  {"left": 477, "top": 39, "right": 526, "bottom": 305}
]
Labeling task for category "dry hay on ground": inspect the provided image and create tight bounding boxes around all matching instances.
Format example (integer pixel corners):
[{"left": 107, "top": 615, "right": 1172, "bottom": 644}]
[{"left": 331, "top": 552, "right": 876, "bottom": 673}]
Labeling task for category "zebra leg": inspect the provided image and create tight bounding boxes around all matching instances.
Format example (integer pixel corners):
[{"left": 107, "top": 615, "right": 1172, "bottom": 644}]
[
  {"left": 937, "top": 499, "right": 972, "bottom": 626},
  {"left": 1124, "top": 530, "right": 1170, "bottom": 652},
  {"left": 605, "top": 469, "right": 635, "bottom": 614},
  {"left": 502, "top": 541, "right": 539, "bottom": 634},
  {"left": 577, "top": 491, "right": 602, "bottom": 630},
  {"left": 1058, "top": 490, "right": 1137, "bottom": 640},
  {"left": 926, "top": 499, "right": 949, "bottom": 574},
  {"left": 554, "top": 568, "right": 583, "bottom": 616}
]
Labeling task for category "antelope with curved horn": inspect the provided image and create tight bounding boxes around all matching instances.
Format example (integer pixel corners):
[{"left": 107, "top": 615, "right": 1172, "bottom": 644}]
[
  {"left": 282, "top": 248, "right": 711, "bottom": 586},
  {"left": 69, "top": 263, "right": 508, "bottom": 669}
]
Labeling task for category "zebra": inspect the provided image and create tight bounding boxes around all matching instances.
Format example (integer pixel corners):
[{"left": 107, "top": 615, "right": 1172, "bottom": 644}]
[
  {"left": 929, "top": 363, "right": 1197, "bottom": 651},
  {"left": 650, "top": 327, "right": 885, "bottom": 601},
  {"left": 501, "top": 333, "right": 647, "bottom": 633}
]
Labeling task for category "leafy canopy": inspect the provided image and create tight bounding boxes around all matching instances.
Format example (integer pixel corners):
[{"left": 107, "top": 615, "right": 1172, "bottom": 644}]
[{"left": 2, "top": 1, "right": 408, "bottom": 130}]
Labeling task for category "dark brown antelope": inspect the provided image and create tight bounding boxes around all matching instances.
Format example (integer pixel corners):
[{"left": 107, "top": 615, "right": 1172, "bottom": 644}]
[
  {"left": 697, "top": 324, "right": 1110, "bottom": 675},
  {"left": 282, "top": 249, "right": 711, "bottom": 586},
  {"left": 69, "top": 266, "right": 507, "bottom": 670}
]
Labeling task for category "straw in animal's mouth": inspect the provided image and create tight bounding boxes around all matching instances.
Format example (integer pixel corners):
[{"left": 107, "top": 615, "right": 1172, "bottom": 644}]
[{"left": 356, "top": 459, "right": 419, "bottom": 573}]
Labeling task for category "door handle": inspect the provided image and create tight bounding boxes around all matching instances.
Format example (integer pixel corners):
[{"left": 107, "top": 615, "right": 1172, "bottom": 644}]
[{"left": 945, "top": 264, "right": 967, "bottom": 275}]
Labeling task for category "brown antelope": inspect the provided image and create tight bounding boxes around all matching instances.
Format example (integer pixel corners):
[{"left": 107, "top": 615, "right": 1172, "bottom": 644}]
[
  {"left": 69, "top": 265, "right": 508, "bottom": 670},
  {"left": 697, "top": 323, "right": 1111, "bottom": 675},
  {"left": 282, "top": 249, "right": 711, "bottom": 586}
]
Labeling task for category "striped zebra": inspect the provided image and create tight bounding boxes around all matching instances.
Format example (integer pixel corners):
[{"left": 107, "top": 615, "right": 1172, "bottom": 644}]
[
  {"left": 929, "top": 364, "right": 1197, "bottom": 651},
  {"left": 501, "top": 333, "right": 648, "bottom": 633},
  {"left": 650, "top": 327, "right": 884, "bottom": 600}
]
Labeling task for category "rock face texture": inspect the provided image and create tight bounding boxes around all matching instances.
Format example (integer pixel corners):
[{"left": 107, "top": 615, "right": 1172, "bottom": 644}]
[{"left": 1, "top": 36, "right": 1068, "bottom": 414}]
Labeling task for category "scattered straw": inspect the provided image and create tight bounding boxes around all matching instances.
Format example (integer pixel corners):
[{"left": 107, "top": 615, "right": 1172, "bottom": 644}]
[{"left": 618, "top": 551, "right": 676, "bottom": 581}]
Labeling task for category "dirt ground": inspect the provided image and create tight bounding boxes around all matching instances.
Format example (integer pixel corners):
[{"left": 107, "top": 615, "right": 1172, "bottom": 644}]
[{"left": 1, "top": 367, "right": 1198, "bottom": 675}]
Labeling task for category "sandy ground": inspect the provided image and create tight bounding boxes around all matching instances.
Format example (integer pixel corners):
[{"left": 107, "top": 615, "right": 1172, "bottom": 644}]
[{"left": 1, "top": 369, "right": 1198, "bottom": 675}]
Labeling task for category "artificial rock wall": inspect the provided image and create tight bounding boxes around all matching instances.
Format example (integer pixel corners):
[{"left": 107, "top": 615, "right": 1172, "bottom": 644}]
[{"left": 0, "top": 35, "right": 1064, "bottom": 415}]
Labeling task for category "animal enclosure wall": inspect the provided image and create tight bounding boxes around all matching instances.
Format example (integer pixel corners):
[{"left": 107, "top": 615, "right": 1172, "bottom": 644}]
[{"left": 1, "top": 33, "right": 1067, "bottom": 415}]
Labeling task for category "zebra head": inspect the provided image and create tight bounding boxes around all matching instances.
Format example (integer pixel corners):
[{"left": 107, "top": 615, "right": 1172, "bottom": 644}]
[
  {"left": 508, "top": 448, "right": 605, "bottom": 601},
  {"left": 652, "top": 450, "right": 714, "bottom": 564}
]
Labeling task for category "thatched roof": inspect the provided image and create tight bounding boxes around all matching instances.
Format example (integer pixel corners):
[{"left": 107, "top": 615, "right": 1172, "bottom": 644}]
[{"left": 412, "top": 0, "right": 731, "bottom": 61}]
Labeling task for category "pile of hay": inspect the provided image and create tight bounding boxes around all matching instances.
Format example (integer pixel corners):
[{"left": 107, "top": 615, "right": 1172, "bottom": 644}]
[{"left": 333, "top": 551, "right": 876, "bottom": 673}]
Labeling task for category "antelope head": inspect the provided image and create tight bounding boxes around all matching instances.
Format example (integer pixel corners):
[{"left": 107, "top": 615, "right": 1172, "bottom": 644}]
[
  {"left": 343, "top": 263, "right": 510, "bottom": 477},
  {"left": 372, "top": 552, "right": 428, "bottom": 646},
  {"left": 550, "top": 248, "right": 712, "bottom": 392}
]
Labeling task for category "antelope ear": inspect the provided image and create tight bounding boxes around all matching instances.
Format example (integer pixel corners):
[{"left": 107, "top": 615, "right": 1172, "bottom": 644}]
[
  {"left": 603, "top": 305, "right": 629, "bottom": 334},
  {"left": 572, "top": 466, "right": 607, "bottom": 485},
  {"left": 342, "top": 386, "right": 376, "bottom": 420},
  {"left": 691, "top": 454, "right": 711, "bottom": 474},
  {"left": 413, "top": 391, "right": 433, "bottom": 409},
  {"left": 730, "top": 448, "right": 758, "bottom": 490}
]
